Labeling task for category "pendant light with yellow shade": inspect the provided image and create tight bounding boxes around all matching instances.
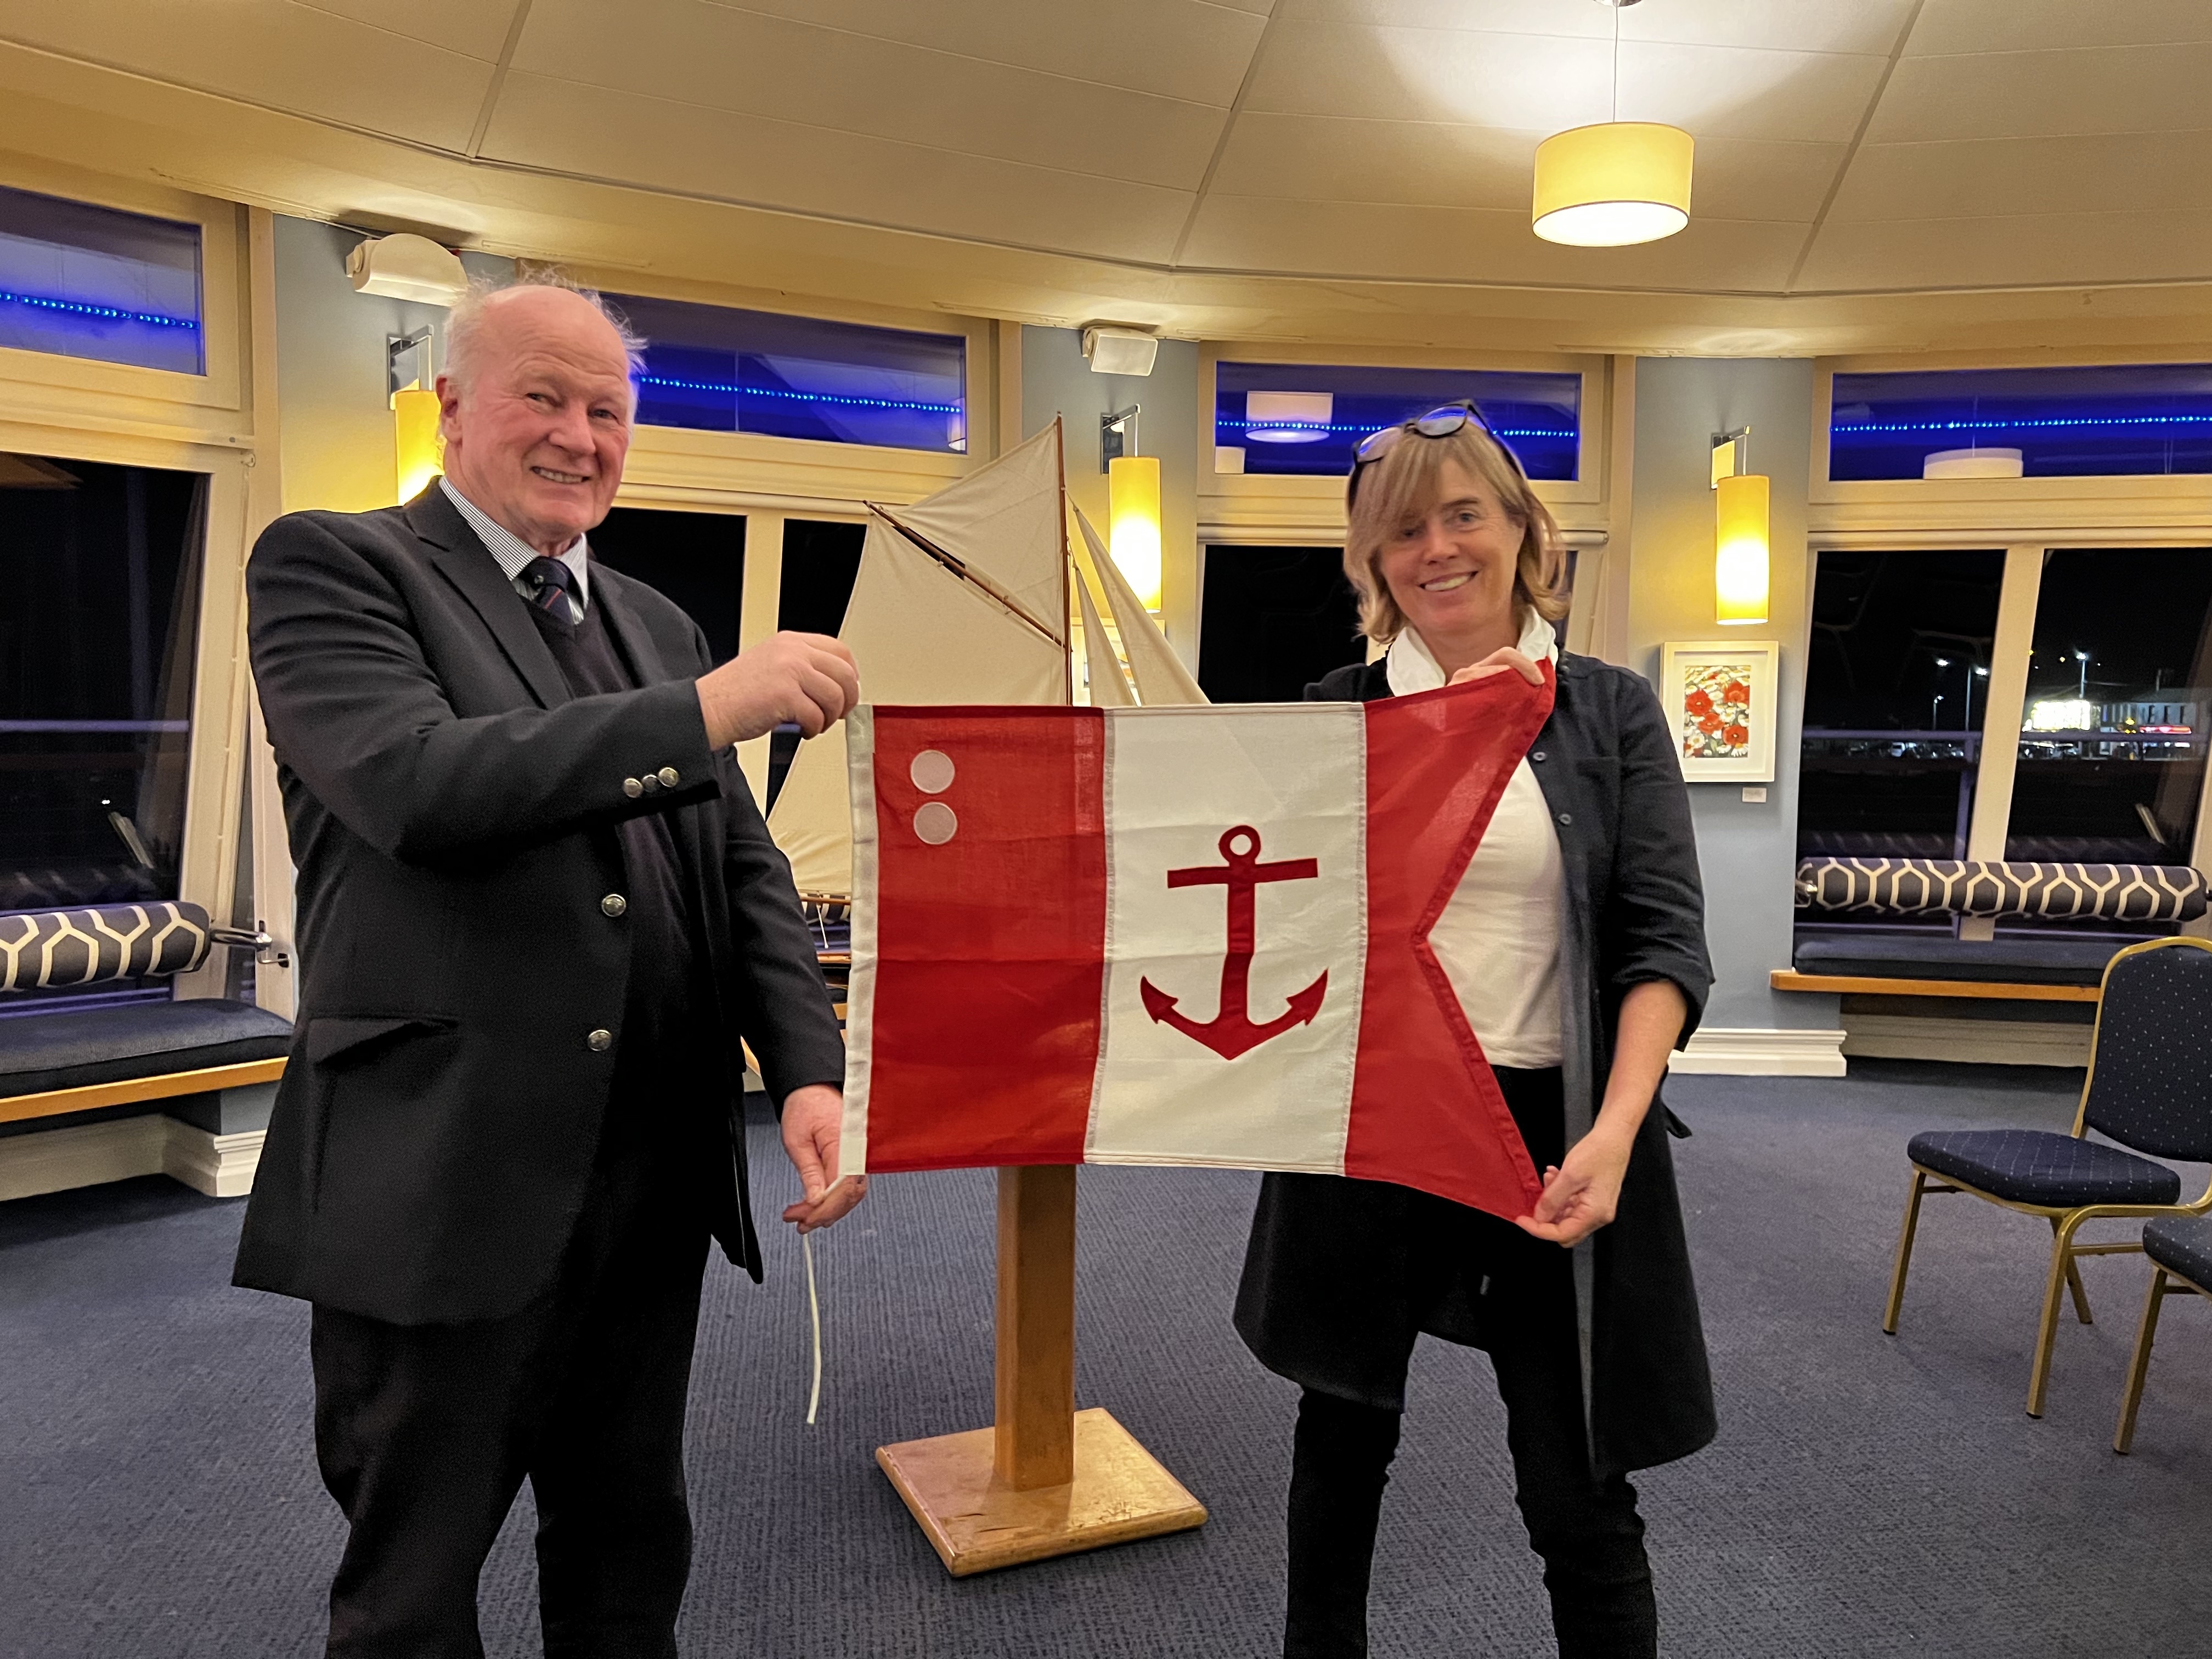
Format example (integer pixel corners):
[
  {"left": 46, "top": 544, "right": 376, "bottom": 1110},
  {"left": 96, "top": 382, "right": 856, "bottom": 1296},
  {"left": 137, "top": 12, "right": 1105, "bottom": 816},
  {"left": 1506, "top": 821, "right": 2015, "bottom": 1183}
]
[{"left": 1532, "top": 0, "right": 1694, "bottom": 247}]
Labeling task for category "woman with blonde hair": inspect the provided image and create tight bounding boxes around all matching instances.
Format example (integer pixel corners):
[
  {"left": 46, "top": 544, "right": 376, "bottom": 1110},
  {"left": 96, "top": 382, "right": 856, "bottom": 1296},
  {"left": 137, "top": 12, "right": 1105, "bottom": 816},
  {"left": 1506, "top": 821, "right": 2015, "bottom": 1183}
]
[{"left": 1234, "top": 403, "right": 1716, "bottom": 1657}]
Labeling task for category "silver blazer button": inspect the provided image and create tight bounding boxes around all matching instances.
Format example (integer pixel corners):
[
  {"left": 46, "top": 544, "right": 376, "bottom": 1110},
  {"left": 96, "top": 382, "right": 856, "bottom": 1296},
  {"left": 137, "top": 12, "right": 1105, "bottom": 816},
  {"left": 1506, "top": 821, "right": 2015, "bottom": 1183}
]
[
  {"left": 586, "top": 1029, "right": 613, "bottom": 1052},
  {"left": 658, "top": 766, "right": 681, "bottom": 787},
  {"left": 601, "top": 894, "right": 628, "bottom": 918},
  {"left": 622, "top": 777, "right": 644, "bottom": 799}
]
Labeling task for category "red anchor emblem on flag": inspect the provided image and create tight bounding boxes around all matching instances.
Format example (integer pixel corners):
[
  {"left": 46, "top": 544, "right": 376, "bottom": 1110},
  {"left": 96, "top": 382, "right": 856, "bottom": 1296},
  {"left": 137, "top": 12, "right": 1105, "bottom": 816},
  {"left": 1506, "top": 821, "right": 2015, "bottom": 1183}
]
[{"left": 1140, "top": 825, "right": 1328, "bottom": 1060}]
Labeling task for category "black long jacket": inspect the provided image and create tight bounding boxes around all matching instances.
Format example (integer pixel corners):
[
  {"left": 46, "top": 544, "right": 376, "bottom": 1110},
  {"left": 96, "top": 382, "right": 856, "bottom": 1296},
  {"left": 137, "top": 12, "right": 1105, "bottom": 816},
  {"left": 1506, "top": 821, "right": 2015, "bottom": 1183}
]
[{"left": 1234, "top": 647, "right": 1718, "bottom": 1476}]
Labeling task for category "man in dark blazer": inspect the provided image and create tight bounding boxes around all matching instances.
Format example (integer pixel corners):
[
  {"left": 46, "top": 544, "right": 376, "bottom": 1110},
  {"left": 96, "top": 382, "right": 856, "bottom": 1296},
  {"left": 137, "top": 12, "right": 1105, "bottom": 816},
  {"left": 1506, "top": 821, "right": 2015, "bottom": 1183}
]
[{"left": 237, "top": 275, "right": 865, "bottom": 1657}]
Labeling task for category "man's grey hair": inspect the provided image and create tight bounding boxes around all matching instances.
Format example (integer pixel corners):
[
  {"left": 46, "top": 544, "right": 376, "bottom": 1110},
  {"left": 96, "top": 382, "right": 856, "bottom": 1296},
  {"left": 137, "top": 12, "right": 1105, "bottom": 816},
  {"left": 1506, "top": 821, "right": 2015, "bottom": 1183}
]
[{"left": 441, "top": 268, "right": 646, "bottom": 399}]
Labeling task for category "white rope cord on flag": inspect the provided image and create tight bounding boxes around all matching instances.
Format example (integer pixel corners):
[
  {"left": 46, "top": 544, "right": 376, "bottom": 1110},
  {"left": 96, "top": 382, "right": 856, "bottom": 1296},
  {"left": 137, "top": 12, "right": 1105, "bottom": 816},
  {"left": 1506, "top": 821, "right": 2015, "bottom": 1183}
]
[{"left": 803, "top": 1228, "right": 824, "bottom": 1426}]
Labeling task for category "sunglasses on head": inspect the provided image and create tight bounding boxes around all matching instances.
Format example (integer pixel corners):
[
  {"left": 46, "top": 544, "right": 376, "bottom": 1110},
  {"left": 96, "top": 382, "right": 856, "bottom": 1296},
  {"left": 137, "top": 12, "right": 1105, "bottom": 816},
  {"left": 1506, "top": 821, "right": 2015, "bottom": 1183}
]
[{"left": 1346, "top": 400, "right": 1524, "bottom": 503}]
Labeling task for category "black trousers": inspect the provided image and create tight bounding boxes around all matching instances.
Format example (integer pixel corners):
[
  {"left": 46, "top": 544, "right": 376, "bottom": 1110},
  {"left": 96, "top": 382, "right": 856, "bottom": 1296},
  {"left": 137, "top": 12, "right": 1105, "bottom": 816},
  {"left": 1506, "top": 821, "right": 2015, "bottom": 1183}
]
[
  {"left": 309, "top": 1126, "right": 709, "bottom": 1658},
  {"left": 1283, "top": 1069, "right": 1657, "bottom": 1659}
]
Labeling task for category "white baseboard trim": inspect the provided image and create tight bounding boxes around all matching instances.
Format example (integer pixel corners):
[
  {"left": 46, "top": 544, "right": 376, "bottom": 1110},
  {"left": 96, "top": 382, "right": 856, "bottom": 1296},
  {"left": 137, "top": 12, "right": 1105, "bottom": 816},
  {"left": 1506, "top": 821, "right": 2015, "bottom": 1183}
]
[
  {"left": 1669, "top": 1027, "right": 1848, "bottom": 1077},
  {"left": 1842, "top": 1015, "right": 2091, "bottom": 1068},
  {"left": 0, "top": 1115, "right": 264, "bottom": 1203},
  {"left": 162, "top": 1120, "right": 266, "bottom": 1198}
]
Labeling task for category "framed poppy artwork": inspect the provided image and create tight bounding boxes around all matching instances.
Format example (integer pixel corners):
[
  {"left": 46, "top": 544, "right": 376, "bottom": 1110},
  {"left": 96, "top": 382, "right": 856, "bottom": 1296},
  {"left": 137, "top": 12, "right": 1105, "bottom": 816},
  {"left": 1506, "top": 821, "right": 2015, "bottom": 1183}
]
[{"left": 1658, "top": 641, "right": 1779, "bottom": 783}]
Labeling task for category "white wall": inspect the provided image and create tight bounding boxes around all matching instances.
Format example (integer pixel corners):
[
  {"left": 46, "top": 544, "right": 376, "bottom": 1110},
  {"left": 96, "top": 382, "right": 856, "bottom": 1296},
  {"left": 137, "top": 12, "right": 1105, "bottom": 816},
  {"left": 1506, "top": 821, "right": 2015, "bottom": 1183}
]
[
  {"left": 1020, "top": 325, "right": 1200, "bottom": 668},
  {"left": 1627, "top": 358, "right": 1836, "bottom": 1039},
  {"left": 272, "top": 216, "right": 512, "bottom": 514}
]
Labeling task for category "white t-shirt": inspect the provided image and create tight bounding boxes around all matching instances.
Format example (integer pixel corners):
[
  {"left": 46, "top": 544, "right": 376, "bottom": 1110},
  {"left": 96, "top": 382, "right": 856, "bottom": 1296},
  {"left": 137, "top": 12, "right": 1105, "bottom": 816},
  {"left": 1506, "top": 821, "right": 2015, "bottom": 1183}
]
[{"left": 1384, "top": 613, "right": 1564, "bottom": 1070}]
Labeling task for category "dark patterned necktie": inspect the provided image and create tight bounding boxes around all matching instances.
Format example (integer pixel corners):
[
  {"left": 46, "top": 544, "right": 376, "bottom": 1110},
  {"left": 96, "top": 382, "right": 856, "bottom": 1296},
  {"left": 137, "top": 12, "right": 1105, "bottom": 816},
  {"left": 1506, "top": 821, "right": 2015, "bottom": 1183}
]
[{"left": 521, "top": 555, "right": 576, "bottom": 627}]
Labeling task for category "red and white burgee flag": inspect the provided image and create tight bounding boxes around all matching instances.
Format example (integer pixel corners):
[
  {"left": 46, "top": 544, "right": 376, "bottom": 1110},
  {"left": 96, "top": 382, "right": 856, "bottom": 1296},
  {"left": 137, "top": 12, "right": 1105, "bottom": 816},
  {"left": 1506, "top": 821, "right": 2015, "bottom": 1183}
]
[{"left": 837, "top": 665, "right": 1556, "bottom": 1222}]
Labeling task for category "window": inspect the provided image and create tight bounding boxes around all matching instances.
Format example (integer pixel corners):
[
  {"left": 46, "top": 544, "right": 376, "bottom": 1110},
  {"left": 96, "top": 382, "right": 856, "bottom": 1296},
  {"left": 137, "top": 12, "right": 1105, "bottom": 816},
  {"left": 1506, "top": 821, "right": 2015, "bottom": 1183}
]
[
  {"left": 2007, "top": 549, "right": 2212, "bottom": 866},
  {"left": 768, "top": 520, "right": 868, "bottom": 808},
  {"left": 1, "top": 453, "right": 206, "bottom": 1005},
  {"left": 1797, "top": 550, "right": 2006, "bottom": 878},
  {"left": 588, "top": 507, "right": 746, "bottom": 666},
  {"left": 1831, "top": 364, "right": 2212, "bottom": 481},
  {"left": 1198, "top": 546, "right": 1367, "bottom": 703},
  {"left": 606, "top": 292, "right": 965, "bottom": 454},
  {"left": 1214, "top": 362, "right": 1579, "bottom": 481},
  {"left": 0, "top": 183, "right": 202, "bottom": 376}
]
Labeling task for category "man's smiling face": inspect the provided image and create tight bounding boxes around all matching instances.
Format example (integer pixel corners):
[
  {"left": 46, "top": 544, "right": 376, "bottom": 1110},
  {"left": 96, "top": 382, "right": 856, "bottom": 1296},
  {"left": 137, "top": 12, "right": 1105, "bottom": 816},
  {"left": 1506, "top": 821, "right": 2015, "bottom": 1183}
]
[{"left": 436, "top": 285, "right": 634, "bottom": 556}]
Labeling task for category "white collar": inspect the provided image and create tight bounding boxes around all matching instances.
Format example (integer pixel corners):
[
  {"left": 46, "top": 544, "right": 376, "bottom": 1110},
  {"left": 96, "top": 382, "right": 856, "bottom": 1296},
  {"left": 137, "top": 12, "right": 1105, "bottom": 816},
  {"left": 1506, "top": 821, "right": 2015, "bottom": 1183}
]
[
  {"left": 439, "top": 476, "right": 591, "bottom": 607},
  {"left": 1385, "top": 608, "right": 1559, "bottom": 696}
]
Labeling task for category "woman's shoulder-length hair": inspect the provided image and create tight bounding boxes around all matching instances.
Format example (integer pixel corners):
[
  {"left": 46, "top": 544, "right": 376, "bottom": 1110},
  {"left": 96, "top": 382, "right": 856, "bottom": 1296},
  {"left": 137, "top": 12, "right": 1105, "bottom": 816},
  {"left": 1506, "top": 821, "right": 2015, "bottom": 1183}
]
[{"left": 1341, "top": 423, "right": 1570, "bottom": 646}]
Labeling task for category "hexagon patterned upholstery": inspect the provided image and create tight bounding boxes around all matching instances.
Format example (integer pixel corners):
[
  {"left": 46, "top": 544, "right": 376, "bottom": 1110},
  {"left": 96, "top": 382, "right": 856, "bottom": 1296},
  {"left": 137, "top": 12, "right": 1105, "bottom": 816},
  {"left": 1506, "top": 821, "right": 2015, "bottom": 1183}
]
[
  {"left": 0, "top": 902, "right": 213, "bottom": 995},
  {"left": 1796, "top": 859, "right": 2209, "bottom": 923}
]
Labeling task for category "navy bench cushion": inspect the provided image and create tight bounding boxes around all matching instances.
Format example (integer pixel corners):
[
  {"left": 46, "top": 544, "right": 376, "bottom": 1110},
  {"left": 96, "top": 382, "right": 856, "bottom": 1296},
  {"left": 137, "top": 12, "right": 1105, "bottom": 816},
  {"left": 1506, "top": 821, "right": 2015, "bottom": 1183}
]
[
  {"left": 1909, "top": 1127, "right": 2182, "bottom": 1208},
  {"left": 2145, "top": 1215, "right": 2212, "bottom": 1291},
  {"left": 1794, "top": 933, "right": 2129, "bottom": 988},
  {"left": 0, "top": 998, "right": 295, "bottom": 1099}
]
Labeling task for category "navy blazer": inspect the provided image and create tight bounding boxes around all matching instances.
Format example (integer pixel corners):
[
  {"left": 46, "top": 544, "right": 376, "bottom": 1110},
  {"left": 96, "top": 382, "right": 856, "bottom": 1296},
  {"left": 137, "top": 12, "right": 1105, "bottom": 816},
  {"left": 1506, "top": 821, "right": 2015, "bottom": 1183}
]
[
  {"left": 234, "top": 487, "right": 845, "bottom": 1326},
  {"left": 1235, "top": 647, "right": 1718, "bottom": 1476}
]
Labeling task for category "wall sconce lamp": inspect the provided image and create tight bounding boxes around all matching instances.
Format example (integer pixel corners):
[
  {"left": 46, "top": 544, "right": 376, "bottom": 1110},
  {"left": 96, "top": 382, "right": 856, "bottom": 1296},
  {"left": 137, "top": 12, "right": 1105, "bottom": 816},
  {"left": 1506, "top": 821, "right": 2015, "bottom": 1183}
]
[
  {"left": 1108, "top": 454, "right": 1164, "bottom": 614},
  {"left": 1711, "top": 426, "right": 1768, "bottom": 627},
  {"left": 388, "top": 326, "right": 442, "bottom": 505}
]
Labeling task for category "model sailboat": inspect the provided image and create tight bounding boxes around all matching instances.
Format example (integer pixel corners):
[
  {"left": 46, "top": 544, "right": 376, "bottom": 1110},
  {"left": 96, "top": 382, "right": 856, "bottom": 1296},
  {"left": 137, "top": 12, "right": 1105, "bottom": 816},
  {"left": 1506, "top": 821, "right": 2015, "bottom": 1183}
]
[{"left": 768, "top": 419, "right": 1204, "bottom": 898}]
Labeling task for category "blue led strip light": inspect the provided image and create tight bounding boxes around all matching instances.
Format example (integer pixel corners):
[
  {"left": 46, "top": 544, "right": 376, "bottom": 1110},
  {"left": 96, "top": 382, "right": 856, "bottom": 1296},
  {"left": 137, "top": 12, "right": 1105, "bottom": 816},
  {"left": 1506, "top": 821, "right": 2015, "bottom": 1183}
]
[
  {"left": 635, "top": 373, "right": 959, "bottom": 415},
  {"left": 1836, "top": 414, "right": 2212, "bottom": 435},
  {"left": 1218, "top": 419, "right": 1573, "bottom": 438},
  {"left": 0, "top": 287, "right": 198, "bottom": 330}
]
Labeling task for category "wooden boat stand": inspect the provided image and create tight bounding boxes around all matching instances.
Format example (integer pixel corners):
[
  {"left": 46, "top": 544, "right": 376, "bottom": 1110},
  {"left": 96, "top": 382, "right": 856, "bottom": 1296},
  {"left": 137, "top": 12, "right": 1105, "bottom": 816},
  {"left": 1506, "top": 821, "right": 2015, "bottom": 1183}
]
[{"left": 873, "top": 1165, "right": 1209, "bottom": 1576}]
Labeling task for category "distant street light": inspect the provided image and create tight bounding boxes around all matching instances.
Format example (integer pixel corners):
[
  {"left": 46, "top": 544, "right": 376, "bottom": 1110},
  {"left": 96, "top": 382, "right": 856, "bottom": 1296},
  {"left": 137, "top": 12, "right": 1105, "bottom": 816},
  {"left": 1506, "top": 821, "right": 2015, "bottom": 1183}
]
[{"left": 2076, "top": 650, "right": 2091, "bottom": 701}]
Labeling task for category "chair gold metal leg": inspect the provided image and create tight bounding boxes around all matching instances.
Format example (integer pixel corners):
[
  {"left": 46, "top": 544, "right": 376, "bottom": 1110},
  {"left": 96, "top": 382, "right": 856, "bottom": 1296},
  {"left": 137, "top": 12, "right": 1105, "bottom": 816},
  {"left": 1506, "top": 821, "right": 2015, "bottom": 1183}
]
[
  {"left": 2052, "top": 1215, "right": 2093, "bottom": 1324},
  {"left": 2114, "top": 1268, "right": 2170, "bottom": 1455},
  {"left": 2028, "top": 1215, "right": 2085, "bottom": 1418},
  {"left": 1884, "top": 1171, "right": 1929, "bottom": 1335}
]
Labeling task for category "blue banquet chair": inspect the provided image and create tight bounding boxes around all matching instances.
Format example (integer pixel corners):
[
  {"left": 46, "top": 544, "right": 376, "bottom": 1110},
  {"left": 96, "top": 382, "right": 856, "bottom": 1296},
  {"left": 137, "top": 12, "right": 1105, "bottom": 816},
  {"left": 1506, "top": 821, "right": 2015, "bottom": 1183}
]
[
  {"left": 2112, "top": 1214, "right": 2212, "bottom": 1453},
  {"left": 1882, "top": 936, "right": 2212, "bottom": 1418}
]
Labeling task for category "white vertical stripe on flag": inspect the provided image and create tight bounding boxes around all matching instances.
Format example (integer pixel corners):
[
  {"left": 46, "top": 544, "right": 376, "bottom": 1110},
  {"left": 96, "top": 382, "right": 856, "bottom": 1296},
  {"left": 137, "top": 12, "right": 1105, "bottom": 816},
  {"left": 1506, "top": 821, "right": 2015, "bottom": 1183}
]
[
  {"left": 1085, "top": 704, "right": 1367, "bottom": 1172},
  {"left": 838, "top": 707, "right": 881, "bottom": 1177}
]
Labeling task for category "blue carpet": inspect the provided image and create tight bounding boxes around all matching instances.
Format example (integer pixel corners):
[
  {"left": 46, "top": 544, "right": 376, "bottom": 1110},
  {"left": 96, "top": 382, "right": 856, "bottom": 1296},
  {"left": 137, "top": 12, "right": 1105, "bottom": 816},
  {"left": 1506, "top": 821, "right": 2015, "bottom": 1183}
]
[{"left": 3, "top": 1060, "right": 2210, "bottom": 1657}]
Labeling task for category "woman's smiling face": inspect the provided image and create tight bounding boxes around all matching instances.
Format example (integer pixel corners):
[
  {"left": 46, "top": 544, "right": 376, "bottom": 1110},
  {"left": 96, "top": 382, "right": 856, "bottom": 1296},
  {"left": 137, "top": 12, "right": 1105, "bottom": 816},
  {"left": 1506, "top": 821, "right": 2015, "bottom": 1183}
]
[{"left": 1375, "top": 458, "right": 1524, "bottom": 649}]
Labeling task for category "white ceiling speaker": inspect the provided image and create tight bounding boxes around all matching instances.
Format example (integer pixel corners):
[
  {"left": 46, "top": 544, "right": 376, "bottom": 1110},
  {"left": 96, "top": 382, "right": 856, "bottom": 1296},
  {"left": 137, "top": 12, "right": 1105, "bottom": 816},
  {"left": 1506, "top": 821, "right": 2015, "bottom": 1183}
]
[
  {"left": 1922, "top": 447, "right": 2024, "bottom": 479},
  {"left": 347, "top": 233, "right": 470, "bottom": 307},
  {"left": 1081, "top": 324, "right": 1159, "bottom": 377},
  {"left": 1246, "top": 391, "right": 1334, "bottom": 443}
]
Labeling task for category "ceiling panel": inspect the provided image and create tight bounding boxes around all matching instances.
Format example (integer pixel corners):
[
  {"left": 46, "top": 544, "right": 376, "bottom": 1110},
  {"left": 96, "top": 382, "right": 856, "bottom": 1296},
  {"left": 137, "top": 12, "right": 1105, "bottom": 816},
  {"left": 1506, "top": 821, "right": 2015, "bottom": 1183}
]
[
  {"left": 1798, "top": 207, "right": 2212, "bottom": 292},
  {"left": 1869, "top": 43, "right": 2212, "bottom": 143},
  {"left": 1180, "top": 194, "right": 1805, "bottom": 289},
  {"left": 1207, "top": 114, "right": 1839, "bottom": 222},
  {"left": 295, "top": 0, "right": 520, "bottom": 63},
  {"left": 1613, "top": 42, "right": 1891, "bottom": 143},
  {"left": 1245, "top": 21, "right": 1886, "bottom": 144},
  {"left": 1831, "top": 131, "right": 2212, "bottom": 223},
  {"left": 1908, "top": 0, "right": 2212, "bottom": 56},
  {"left": 480, "top": 72, "right": 1193, "bottom": 264},
  {"left": 694, "top": 0, "right": 1269, "bottom": 107},
  {"left": 0, "top": 1, "right": 490, "bottom": 151},
  {"left": 514, "top": 0, "right": 1224, "bottom": 191}
]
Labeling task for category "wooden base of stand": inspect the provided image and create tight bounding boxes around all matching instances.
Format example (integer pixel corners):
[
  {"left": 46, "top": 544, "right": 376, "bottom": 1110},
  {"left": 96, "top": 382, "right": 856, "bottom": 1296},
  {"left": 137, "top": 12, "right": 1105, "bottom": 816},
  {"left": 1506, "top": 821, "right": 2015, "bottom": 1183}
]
[{"left": 877, "top": 1406, "right": 1208, "bottom": 1577}]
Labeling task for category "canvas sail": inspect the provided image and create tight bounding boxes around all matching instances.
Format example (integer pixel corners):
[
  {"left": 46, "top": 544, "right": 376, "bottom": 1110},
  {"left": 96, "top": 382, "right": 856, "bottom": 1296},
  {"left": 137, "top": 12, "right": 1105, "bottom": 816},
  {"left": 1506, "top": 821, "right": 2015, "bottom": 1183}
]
[
  {"left": 1071, "top": 505, "right": 1207, "bottom": 707},
  {"left": 768, "top": 429, "right": 1071, "bottom": 895},
  {"left": 1075, "top": 557, "right": 1137, "bottom": 707}
]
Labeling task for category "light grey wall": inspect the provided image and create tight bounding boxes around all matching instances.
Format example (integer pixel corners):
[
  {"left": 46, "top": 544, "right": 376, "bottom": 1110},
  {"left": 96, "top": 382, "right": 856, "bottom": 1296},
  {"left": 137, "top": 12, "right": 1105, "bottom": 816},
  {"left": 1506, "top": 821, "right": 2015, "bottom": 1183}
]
[
  {"left": 1020, "top": 325, "right": 1199, "bottom": 666},
  {"left": 272, "top": 216, "right": 512, "bottom": 514},
  {"left": 1627, "top": 357, "right": 1835, "bottom": 1034}
]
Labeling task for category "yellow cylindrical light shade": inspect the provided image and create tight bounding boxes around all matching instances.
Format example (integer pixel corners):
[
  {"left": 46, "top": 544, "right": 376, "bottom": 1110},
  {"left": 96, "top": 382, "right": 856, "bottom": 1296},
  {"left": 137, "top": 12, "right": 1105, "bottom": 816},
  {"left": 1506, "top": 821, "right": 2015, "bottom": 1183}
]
[
  {"left": 392, "top": 386, "right": 444, "bottom": 505},
  {"left": 1532, "top": 122, "right": 1694, "bottom": 247},
  {"left": 1108, "top": 455, "right": 1163, "bottom": 613},
  {"left": 1714, "top": 472, "right": 1770, "bottom": 626}
]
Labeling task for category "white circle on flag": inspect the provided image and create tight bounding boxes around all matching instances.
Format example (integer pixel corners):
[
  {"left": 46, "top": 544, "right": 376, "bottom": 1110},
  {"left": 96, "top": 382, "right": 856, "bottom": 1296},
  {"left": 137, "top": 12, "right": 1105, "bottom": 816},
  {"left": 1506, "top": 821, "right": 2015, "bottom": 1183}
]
[
  {"left": 913, "top": 801, "right": 958, "bottom": 844},
  {"left": 910, "top": 749, "right": 956, "bottom": 793}
]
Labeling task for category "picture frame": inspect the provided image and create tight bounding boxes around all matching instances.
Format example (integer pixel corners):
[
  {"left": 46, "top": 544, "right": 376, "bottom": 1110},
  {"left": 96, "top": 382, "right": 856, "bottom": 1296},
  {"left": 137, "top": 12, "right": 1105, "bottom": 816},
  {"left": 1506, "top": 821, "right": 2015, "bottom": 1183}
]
[{"left": 1658, "top": 641, "right": 1780, "bottom": 783}]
